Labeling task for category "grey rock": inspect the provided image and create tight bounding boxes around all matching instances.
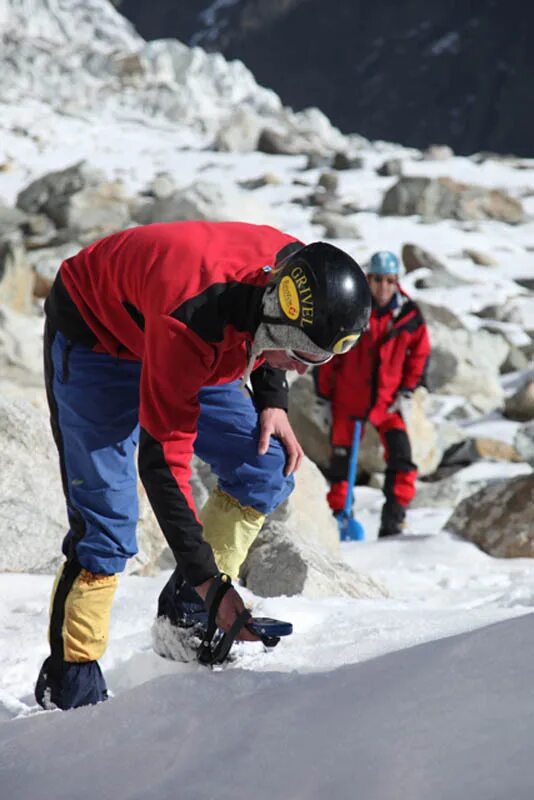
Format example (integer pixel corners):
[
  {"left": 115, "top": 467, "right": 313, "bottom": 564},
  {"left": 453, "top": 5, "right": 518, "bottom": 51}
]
[
  {"left": 515, "top": 421, "right": 534, "bottom": 466},
  {"left": 446, "top": 475, "right": 534, "bottom": 558},
  {"left": 376, "top": 158, "right": 403, "bottom": 177},
  {"left": 241, "top": 520, "right": 387, "bottom": 599},
  {"left": 311, "top": 210, "right": 361, "bottom": 239},
  {"left": 382, "top": 176, "right": 524, "bottom": 224},
  {"left": 16, "top": 162, "right": 105, "bottom": 214},
  {"left": 505, "top": 379, "right": 534, "bottom": 421}
]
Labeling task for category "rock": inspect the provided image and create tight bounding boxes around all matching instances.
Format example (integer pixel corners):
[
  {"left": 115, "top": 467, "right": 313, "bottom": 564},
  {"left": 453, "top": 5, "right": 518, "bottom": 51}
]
[
  {"left": 332, "top": 152, "right": 363, "bottom": 170},
  {"left": 376, "top": 158, "right": 403, "bottom": 176},
  {"left": 241, "top": 519, "right": 387, "bottom": 599},
  {"left": 257, "top": 107, "right": 346, "bottom": 157},
  {"left": 441, "top": 438, "right": 522, "bottom": 469},
  {"left": 238, "top": 173, "right": 281, "bottom": 191},
  {"left": 26, "top": 242, "right": 82, "bottom": 298},
  {"left": 0, "top": 396, "right": 170, "bottom": 575},
  {"left": 463, "top": 248, "right": 498, "bottom": 266},
  {"left": 45, "top": 183, "right": 130, "bottom": 243},
  {"left": 16, "top": 161, "right": 105, "bottom": 214},
  {"left": 147, "top": 172, "right": 177, "bottom": 200},
  {"left": 317, "top": 171, "right": 339, "bottom": 194},
  {"left": 416, "top": 300, "right": 465, "bottom": 330},
  {"left": 288, "top": 376, "right": 330, "bottom": 469},
  {"left": 0, "top": 397, "right": 66, "bottom": 573},
  {"left": 21, "top": 214, "right": 58, "bottom": 250},
  {"left": 311, "top": 210, "right": 362, "bottom": 239},
  {"left": 446, "top": 474, "right": 534, "bottom": 558},
  {"left": 411, "top": 473, "right": 491, "bottom": 509},
  {"left": 215, "top": 107, "right": 263, "bottom": 152},
  {"left": 401, "top": 243, "right": 463, "bottom": 288},
  {"left": 423, "top": 144, "right": 454, "bottom": 160},
  {"left": 382, "top": 176, "right": 524, "bottom": 224},
  {"left": 425, "top": 321, "right": 509, "bottom": 413},
  {"left": 0, "top": 204, "right": 28, "bottom": 237},
  {"left": 515, "top": 421, "right": 534, "bottom": 466},
  {"left": 505, "top": 379, "right": 534, "bottom": 421},
  {"left": 500, "top": 345, "right": 530, "bottom": 374},
  {"left": 0, "top": 230, "right": 33, "bottom": 313},
  {"left": 270, "top": 456, "right": 340, "bottom": 554}
]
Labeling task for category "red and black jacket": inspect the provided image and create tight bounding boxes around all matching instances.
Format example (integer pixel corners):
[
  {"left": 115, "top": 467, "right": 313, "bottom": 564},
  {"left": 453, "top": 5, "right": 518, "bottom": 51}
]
[
  {"left": 45, "top": 221, "right": 299, "bottom": 585},
  {"left": 316, "top": 289, "right": 430, "bottom": 427}
]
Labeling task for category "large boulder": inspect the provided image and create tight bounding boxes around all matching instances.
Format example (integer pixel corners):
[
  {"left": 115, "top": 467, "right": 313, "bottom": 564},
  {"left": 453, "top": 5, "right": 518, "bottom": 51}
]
[
  {"left": 0, "top": 396, "right": 167, "bottom": 575},
  {"left": 0, "top": 304, "right": 44, "bottom": 389},
  {"left": 446, "top": 474, "right": 534, "bottom": 558},
  {"left": 382, "top": 176, "right": 524, "bottom": 224},
  {"left": 16, "top": 162, "right": 130, "bottom": 244},
  {"left": 240, "top": 520, "right": 387, "bottom": 599},
  {"left": 425, "top": 318, "right": 509, "bottom": 413}
]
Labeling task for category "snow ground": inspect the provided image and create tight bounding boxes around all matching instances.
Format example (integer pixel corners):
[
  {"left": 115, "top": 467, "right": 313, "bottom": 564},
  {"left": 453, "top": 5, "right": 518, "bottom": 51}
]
[{"left": 2, "top": 611, "right": 533, "bottom": 800}]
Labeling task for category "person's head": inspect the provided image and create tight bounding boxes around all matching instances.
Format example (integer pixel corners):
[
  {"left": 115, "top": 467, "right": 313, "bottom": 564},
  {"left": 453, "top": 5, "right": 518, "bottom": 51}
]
[
  {"left": 254, "top": 241, "right": 372, "bottom": 372},
  {"left": 367, "top": 250, "right": 400, "bottom": 308}
]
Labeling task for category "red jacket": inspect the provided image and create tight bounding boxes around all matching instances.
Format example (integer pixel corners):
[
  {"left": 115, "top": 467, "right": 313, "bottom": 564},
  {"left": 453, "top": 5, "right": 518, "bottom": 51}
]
[
  {"left": 45, "top": 221, "right": 298, "bottom": 584},
  {"left": 316, "top": 289, "right": 430, "bottom": 427}
]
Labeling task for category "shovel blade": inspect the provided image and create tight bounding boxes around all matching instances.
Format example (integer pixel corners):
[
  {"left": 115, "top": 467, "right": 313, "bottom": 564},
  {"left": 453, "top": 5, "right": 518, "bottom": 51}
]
[{"left": 338, "top": 514, "right": 365, "bottom": 541}]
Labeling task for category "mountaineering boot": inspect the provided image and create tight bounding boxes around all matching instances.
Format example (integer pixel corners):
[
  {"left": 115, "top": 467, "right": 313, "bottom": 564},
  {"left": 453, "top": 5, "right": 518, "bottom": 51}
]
[
  {"left": 378, "top": 500, "right": 406, "bottom": 538},
  {"left": 152, "top": 568, "right": 208, "bottom": 662}
]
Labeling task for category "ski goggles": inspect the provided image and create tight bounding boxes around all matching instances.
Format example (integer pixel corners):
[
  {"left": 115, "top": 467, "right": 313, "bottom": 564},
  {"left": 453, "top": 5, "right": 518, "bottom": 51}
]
[
  {"left": 286, "top": 349, "right": 333, "bottom": 366},
  {"left": 370, "top": 275, "right": 397, "bottom": 285}
]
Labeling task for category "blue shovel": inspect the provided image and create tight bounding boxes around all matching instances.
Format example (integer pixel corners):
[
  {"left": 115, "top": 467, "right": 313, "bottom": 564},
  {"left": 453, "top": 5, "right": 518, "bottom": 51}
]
[{"left": 337, "top": 420, "right": 365, "bottom": 541}]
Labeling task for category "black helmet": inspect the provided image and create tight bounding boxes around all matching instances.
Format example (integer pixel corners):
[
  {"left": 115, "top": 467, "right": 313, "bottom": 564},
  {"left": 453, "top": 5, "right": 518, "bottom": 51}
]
[{"left": 267, "top": 242, "right": 371, "bottom": 355}]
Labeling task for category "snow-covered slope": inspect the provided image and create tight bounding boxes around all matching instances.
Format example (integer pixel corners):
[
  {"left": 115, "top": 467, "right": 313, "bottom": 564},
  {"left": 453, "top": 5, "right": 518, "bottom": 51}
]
[
  {"left": 1, "top": 0, "right": 281, "bottom": 136},
  {"left": 2, "top": 614, "right": 534, "bottom": 799}
]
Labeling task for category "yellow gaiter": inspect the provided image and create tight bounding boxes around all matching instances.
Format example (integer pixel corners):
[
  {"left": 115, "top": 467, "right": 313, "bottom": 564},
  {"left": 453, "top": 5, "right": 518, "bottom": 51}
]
[
  {"left": 199, "top": 486, "right": 265, "bottom": 580},
  {"left": 49, "top": 565, "right": 118, "bottom": 662}
]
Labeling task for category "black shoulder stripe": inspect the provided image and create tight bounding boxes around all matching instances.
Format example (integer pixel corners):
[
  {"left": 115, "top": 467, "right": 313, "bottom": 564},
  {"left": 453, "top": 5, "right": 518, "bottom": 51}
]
[{"left": 170, "top": 282, "right": 264, "bottom": 343}]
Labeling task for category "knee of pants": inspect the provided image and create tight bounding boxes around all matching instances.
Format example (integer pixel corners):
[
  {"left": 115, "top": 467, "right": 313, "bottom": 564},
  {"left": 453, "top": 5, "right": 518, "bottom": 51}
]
[
  {"left": 49, "top": 562, "right": 118, "bottom": 663},
  {"left": 220, "top": 442, "right": 295, "bottom": 515},
  {"left": 200, "top": 487, "right": 266, "bottom": 580}
]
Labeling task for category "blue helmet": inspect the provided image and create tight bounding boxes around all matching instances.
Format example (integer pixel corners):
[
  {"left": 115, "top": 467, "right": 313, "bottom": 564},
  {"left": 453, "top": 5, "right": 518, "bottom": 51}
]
[{"left": 368, "top": 251, "right": 400, "bottom": 276}]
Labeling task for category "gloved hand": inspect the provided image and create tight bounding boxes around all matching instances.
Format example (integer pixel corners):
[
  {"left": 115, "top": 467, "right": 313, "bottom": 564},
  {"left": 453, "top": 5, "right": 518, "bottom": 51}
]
[
  {"left": 312, "top": 396, "right": 332, "bottom": 431},
  {"left": 387, "top": 388, "right": 414, "bottom": 415}
]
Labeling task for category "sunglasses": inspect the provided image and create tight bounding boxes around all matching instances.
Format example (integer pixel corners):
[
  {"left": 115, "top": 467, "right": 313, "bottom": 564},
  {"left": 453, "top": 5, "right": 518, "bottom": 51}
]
[
  {"left": 370, "top": 275, "right": 397, "bottom": 285},
  {"left": 286, "top": 349, "right": 333, "bottom": 366}
]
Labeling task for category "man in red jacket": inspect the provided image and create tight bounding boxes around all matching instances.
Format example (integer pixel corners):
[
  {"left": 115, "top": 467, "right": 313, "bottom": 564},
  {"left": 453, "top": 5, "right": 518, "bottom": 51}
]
[
  {"left": 35, "top": 221, "right": 372, "bottom": 710},
  {"left": 316, "top": 250, "right": 430, "bottom": 538}
]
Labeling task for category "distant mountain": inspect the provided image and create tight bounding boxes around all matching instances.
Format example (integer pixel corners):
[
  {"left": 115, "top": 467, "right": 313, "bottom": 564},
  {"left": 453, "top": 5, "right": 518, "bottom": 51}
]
[{"left": 116, "top": 0, "right": 534, "bottom": 157}]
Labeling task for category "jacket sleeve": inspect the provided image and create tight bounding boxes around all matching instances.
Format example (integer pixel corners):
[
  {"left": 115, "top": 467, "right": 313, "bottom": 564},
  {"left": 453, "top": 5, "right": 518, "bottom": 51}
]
[
  {"left": 250, "top": 364, "right": 289, "bottom": 411},
  {"left": 401, "top": 321, "right": 431, "bottom": 390},
  {"left": 137, "top": 313, "right": 219, "bottom": 587}
]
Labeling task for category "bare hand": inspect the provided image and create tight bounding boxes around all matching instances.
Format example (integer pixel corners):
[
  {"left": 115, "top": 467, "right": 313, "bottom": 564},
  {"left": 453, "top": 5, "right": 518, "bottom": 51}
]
[
  {"left": 258, "top": 408, "right": 304, "bottom": 475},
  {"left": 195, "top": 578, "right": 259, "bottom": 641}
]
